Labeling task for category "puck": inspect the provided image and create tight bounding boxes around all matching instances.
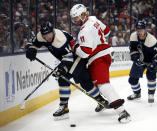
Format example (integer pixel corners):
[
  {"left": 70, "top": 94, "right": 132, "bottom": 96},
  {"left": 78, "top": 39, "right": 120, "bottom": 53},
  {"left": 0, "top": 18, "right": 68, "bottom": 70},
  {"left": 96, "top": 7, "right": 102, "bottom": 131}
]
[{"left": 70, "top": 124, "right": 76, "bottom": 127}]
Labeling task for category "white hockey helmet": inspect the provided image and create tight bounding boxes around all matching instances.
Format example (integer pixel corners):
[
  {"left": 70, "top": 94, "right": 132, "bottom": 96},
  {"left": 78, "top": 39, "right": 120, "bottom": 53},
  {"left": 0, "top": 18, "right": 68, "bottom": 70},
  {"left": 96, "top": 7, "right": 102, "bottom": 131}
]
[{"left": 70, "top": 4, "right": 87, "bottom": 18}]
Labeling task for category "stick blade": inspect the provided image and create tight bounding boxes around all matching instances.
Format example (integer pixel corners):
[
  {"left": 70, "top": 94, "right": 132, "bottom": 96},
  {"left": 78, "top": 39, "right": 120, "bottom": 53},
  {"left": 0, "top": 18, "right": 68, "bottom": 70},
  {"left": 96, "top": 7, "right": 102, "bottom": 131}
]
[{"left": 20, "top": 101, "right": 26, "bottom": 110}]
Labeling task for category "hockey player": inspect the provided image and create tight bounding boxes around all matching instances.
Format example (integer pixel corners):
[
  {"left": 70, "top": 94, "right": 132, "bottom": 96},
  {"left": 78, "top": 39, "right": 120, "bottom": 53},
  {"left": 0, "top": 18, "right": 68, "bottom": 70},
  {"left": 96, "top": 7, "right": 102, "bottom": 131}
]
[
  {"left": 25, "top": 21, "right": 109, "bottom": 120},
  {"left": 70, "top": 4, "right": 131, "bottom": 123},
  {"left": 127, "top": 20, "right": 157, "bottom": 103}
]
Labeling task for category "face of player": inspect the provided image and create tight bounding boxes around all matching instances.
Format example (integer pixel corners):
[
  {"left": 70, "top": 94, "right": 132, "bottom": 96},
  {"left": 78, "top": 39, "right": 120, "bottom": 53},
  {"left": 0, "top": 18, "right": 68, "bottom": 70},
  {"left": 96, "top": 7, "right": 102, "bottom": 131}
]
[
  {"left": 42, "top": 32, "right": 54, "bottom": 42},
  {"left": 72, "top": 16, "right": 83, "bottom": 26},
  {"left": 72, "top": 13, "right": 87, "bottom": 26},
  {"left": 137, "top": 29, "right": 146, "bottom": 40}
]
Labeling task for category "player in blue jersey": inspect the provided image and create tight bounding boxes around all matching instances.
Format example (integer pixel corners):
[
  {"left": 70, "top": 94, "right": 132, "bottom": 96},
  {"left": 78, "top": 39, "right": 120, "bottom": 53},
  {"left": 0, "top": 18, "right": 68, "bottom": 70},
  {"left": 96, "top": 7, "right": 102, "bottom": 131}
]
[
  {"left": 127, "top": 20, "right": 157, "bottom": 103},
  {"left": 25, "top": 21, "right": 109, "bottom": 120}
]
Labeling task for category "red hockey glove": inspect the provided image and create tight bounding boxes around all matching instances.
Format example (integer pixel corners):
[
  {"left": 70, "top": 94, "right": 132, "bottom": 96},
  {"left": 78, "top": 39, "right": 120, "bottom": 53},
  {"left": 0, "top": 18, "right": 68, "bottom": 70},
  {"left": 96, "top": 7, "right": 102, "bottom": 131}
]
[{"left": 70, "top": 40, "right": 79, "bottom": 53}]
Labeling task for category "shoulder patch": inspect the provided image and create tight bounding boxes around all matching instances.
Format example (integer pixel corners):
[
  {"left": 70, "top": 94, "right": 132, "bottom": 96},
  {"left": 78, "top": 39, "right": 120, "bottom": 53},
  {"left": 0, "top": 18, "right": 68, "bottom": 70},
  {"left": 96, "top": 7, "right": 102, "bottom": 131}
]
[
  {"left": 130, "top": 32, "right": 138, "bottom": 41},
  {"left": 144, "top": 33, "right": 157, "bottom": 47},
  {"left": 37, "top": 32, "right": 47, "bottom": 42},
  {"left": 53, "top": 29, "right": 66, "bottom": 48}
]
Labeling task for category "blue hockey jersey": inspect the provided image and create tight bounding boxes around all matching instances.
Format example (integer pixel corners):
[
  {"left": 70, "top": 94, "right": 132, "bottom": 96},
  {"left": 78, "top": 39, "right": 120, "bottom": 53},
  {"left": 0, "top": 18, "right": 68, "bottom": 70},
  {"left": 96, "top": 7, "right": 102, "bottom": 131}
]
[
  {"left": 31, "top": 29, "right": 74, "bottom": 62},
  {"left": 130, "top": 31, "right": 157, "bottom": 63}
]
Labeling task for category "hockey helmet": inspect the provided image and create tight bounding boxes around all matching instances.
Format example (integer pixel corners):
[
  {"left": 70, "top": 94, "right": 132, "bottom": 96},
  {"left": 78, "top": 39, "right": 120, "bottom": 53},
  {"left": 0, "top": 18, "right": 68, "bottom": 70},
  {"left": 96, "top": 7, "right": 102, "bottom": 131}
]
[
  {"left": 136, "top": 21, "right": 146, "bottom": 29},
  {"left": 40, "top": 21, "right": 53, "bottom": 35},
  {"left": 70, "top": 4, "right": 87, "bottom": 18}
]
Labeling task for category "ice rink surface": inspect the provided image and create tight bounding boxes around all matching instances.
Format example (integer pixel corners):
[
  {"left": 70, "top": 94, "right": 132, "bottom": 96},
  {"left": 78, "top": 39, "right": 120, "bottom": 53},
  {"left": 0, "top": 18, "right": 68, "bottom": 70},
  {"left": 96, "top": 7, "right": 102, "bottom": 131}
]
[{"left": 1, "top": 75, "right": 157, "bottom": 131}]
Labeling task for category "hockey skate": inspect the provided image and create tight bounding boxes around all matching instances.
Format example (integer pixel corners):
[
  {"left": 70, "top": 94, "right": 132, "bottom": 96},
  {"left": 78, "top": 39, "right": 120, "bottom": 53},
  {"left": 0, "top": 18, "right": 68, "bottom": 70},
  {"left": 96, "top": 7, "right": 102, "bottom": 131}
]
[
  {"left": 95, "top": 96, "right": 110, "bottom": 112},
  {"left": 148, "top": 94, "right": 154, "bottom": 103},
  {"left": 127, "top": 93, "right": 141, "bottom": 100},
  {"left": 118, "top": 110, "right": 131, "bottom": 123},
  {"left": 53, "top": 105, "right": 69, "bottom": 121}
]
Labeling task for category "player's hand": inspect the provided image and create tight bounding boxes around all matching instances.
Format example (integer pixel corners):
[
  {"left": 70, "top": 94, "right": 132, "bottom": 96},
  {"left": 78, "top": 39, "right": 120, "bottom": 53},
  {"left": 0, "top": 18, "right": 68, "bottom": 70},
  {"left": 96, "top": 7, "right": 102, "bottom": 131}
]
[
  {"left": 26, "top": 47, "right": 37, "bottom": 61},
  {"left": 130, "top": 53, "right": 140, "bottom": 62},
  {"left": 135, "top": 59, "right": 145, "bottom": 66},
  {"left": 53, "top": 63, "right": 68, "bottom": 77},
  {"left": 70, "top": 40, "right": 79, "bottom": 53}
]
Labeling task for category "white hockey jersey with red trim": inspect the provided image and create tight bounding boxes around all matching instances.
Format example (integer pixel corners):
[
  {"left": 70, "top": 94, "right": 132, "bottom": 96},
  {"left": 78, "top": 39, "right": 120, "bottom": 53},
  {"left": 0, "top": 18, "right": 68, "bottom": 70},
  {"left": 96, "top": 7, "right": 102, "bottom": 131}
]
[{"left": 75, "top": 16, "right": 112, "bottom": 65}]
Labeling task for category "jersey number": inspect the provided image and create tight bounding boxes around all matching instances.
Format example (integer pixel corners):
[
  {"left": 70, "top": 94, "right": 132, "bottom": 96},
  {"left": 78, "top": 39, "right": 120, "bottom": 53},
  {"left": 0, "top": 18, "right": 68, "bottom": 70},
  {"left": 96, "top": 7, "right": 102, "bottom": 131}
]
[
  {"left": 80, "top": 36, "right": 85, "bottom": 42},
  {"left": 98, "top": 28, "right": 105, "bottom": 44},
  {"left": 80, "top": 28, "right": 105, "bottom": 43}
]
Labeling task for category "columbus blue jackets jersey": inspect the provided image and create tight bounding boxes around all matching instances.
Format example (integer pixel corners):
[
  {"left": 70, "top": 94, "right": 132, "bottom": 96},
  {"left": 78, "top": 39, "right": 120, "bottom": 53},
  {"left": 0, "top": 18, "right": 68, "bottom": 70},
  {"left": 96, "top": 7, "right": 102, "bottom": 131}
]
[
  {"left": 130, "top": 31, "right": 157, "bottom": 63},
  {"left": 30, "top": 29, "right": 73, "bottom": 62}
]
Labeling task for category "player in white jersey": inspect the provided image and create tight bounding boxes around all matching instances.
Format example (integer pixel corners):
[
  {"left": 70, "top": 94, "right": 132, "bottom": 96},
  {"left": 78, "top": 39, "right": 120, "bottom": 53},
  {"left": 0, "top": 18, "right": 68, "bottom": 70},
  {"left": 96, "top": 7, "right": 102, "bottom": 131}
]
[
  {"left": 70, "top": 4, "right": 131, "bottom": 123},
  {"left": 25, "top": 21, "right": 110, "bottom": 120}
]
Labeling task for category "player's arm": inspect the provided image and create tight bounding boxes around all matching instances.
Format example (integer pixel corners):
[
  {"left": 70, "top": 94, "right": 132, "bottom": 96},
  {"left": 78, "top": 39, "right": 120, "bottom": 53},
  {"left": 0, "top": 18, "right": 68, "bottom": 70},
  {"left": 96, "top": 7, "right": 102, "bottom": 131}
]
[
  {"left": 98, "top": 19, "right": 110, "bottom": 37},
  {"left": 25, "top": 32, "right": 43, "bottom": 61},
  {"left": 129, "top": 32, "right": 140, "bottom": 62},
  {"left": 70, "top": 30, "right": 93, "bottom": 58},
  {"left": 147, "top": 41, "right": 157, "bottom": 70},
  {"left": 70, "top": 40, "right": 92, "bottom": 58}
]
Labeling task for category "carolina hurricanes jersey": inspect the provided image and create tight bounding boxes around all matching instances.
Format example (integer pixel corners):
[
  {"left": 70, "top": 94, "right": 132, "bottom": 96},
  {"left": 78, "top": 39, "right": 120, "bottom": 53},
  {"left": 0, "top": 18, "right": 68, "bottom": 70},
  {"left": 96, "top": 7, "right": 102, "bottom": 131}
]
[{"left": 75, "top": 16, "right": 112, "bottom": 65}]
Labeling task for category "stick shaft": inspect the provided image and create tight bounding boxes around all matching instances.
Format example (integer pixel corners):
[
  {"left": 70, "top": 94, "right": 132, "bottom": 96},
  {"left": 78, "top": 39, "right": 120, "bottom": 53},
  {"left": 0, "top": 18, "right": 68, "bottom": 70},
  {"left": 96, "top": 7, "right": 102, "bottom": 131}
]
[
  {"left": 60, "top": 75, "right": 105, "bottom": 107},
  {"left": 24, "top": 71, "right": 54, "bottom": 101},
  {"left": 36, "top": 58, "right": 105, "bottom": 107}
]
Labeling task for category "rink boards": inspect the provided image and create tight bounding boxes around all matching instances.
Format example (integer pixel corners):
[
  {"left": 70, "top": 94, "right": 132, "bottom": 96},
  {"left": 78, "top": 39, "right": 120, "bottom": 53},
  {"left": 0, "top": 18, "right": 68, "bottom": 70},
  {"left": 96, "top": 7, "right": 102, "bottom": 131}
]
[{"left": 0, "top": 47, "right": 132, "bottom": 126}]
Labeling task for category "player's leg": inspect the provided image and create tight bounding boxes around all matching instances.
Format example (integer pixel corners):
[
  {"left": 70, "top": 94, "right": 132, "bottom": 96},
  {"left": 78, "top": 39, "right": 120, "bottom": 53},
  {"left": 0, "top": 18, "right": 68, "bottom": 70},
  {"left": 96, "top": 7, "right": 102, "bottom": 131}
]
[
  {"left": 53, "top": 76, "right": 71, "bottom": 120},
  {"left": 98, "top": 83, "right": 131, "bottom": 123},
  {"left": 127, "top": 63, "right": 145, "bottom": 100},
  {"left": 53, "top": 62, "right": 73, "bottom": 120},
  {"left": 76, "top": 68, "right": 110, "bottom": 112},
  {"left": 72, "top": 58, "right": 110, "bottom": 112},
  {"left": 127, "top": 77, "right": 141, "bottom": 100},
  {"left": 146, "top": 68, "right": 156, "bottom": 103},
  {"left": 88, "top": 54, "right": 131, "bottom": 123}
]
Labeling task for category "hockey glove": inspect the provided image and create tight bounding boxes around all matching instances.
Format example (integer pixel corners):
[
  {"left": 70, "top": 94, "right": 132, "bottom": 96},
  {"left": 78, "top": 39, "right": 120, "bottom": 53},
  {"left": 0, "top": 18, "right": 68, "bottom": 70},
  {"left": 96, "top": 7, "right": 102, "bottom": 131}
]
[
  {"left": 26, "top": 47, "right": 37, "bottom": 61},
  {"left": 53, "top": 63, "right": 69, "bottom": 77},
  {"left": 130, "top": 53, "right": 140, "bottom": 62},
  {"left": 70, "top": 40, "right": 79, "bottom": 53},
  {"left": 135, "top": 59, "right": 145, "bottom": 66},
  {"left": 131, "top": 53, "right": 144, "bottom": 66}
]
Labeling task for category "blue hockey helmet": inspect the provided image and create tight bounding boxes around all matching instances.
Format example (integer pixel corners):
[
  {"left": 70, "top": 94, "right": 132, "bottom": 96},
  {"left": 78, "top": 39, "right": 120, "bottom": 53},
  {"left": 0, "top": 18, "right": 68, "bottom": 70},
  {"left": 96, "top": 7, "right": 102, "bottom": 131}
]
[
  {"left": 136, "top": 21, "right": 146, "bottom": 29},
  {"left": 40, "top": 21, "right": 53, "bottom": 35}
]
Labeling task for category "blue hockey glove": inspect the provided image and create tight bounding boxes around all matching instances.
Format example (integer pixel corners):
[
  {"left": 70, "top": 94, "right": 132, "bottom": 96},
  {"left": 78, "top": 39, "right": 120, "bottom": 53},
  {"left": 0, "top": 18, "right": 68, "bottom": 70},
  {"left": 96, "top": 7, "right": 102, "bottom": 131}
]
[
  {"left": 130, "top": 53, "right": 140, "bottom": 62},
  {"left": 53, "top": 63, "right": 69, "bottom": 77},
  {"left": 131, "top": 53, "right": 144, "bottom": 66},
  {"left": 135, "top": 59, "right": 145, "bottom": 66}
]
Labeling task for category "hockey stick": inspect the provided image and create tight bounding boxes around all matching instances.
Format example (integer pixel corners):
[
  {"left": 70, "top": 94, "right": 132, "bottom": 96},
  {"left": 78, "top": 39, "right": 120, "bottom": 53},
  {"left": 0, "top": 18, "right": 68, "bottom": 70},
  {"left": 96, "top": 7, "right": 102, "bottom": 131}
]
[
  {"left": 36, "top": 58, "right": 53, "bottom": 70},
  {"left": 137, "top": 45, "right": 157, "bottom": 70},
  {"left": 36, "top": 58, "right": 108, "bottom": 108},
  {"left": 20, "top": 59, "right": 58, "bottom": 110}
]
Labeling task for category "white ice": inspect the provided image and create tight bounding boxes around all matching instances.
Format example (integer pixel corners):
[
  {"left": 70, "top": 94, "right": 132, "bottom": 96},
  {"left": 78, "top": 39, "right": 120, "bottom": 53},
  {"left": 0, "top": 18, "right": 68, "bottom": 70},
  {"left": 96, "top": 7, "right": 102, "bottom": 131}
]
[{"left": 1, "top": 75, "right": 157, "bottom": 131}]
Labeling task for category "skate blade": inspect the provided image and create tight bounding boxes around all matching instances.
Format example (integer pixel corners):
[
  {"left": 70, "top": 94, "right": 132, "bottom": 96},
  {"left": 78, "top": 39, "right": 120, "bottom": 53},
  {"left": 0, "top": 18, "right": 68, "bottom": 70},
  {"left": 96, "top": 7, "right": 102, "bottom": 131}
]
[
  {"left": 53, "top": 113, "right": 69, "bottom": 121},
  {"left": 119, "top": 117, "right": 131, "bottom": 123},
  {"left": 128, "top": 97, "right": 141, "bottom": 101}
]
